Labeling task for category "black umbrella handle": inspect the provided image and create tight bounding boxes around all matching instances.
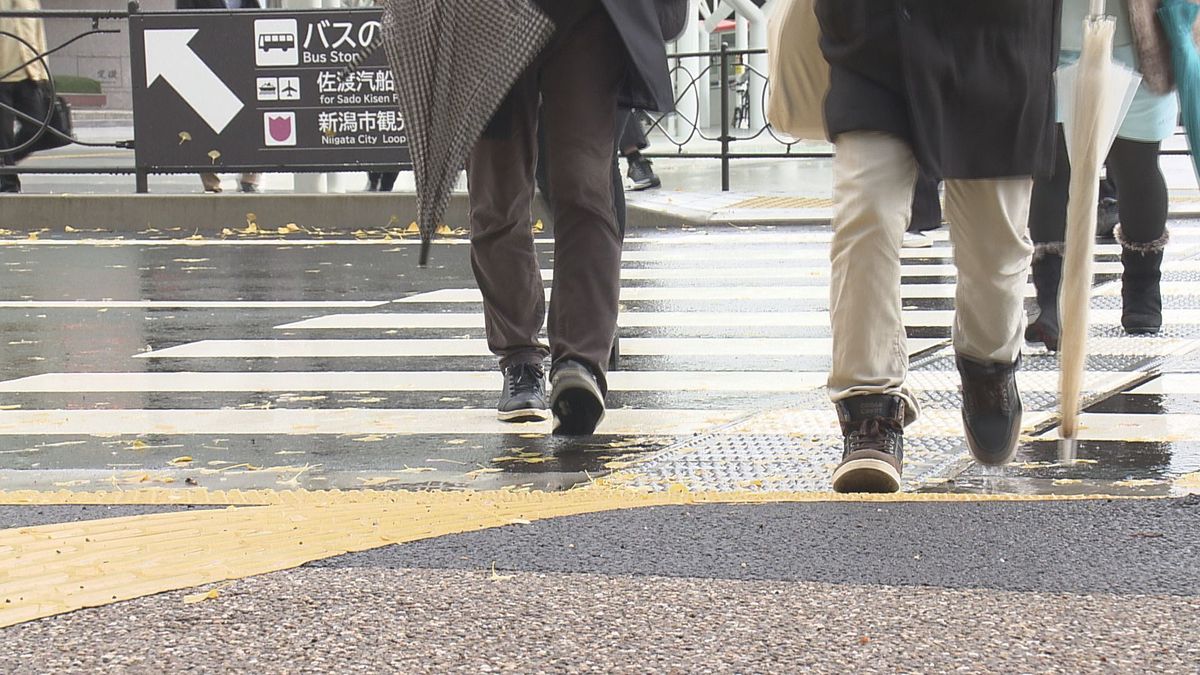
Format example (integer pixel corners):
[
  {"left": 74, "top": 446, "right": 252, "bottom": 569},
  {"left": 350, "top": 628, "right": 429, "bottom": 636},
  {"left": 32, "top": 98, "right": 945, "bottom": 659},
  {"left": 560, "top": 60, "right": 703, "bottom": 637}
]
[{"left": 418, "top": 236, "right": 432, "bottom": 267}]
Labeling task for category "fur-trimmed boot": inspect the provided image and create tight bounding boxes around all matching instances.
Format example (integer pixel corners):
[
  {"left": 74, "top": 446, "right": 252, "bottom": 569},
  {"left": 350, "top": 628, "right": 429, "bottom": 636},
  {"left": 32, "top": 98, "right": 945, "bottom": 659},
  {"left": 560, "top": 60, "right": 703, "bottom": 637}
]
[
  {"left": 1120, "top": 228, "right": 1168, "bottom": 335},
  {"left": 1025, "top": 245, "right": 1063, "bottom": 351}
]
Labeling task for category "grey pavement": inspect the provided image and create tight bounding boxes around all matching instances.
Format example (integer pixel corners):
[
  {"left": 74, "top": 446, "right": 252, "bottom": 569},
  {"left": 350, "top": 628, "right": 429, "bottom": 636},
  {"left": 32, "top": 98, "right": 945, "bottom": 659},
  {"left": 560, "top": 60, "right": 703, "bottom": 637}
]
[
  {"left": 4, "top": 498, "right": 1200, "bottom": 673},
  {"left": 318, "top": 498, "right": 1200, "bottom": 596}
]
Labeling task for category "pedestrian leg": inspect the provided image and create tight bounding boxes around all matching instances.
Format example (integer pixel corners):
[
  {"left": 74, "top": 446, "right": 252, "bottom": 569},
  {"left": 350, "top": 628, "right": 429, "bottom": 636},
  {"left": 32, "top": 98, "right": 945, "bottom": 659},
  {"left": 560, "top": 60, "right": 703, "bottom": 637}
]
[
  {"left": 1107, "top": 137, "right": 1168, "bottom": 333},
  {"left": 945, "top": 176, "right": 1033, "bottom": 465},
  {"left": 827, "top": 131, "right": 920, "bottom": 419},
  {"left": 540, "top": 7, "right": 624, "bottom": 391},
  {"left": 826, "top": 130, "right": 918, "bottom": 493},
  {"left": 467, "top": 69, "right": 547, "bottom": 370}
]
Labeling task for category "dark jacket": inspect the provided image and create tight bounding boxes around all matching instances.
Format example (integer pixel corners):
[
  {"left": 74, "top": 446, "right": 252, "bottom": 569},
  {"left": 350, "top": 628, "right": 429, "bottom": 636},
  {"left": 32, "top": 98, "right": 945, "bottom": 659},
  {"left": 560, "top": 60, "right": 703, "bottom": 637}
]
[
  {"left": 816, "top": 0, "right": 1062, "bottom": 179},
  {"left": 534, "top": 0, "right": 674, "bottom": 112},
  {"left": 176, "top": 0, "right": 262, "bottom": 9}
]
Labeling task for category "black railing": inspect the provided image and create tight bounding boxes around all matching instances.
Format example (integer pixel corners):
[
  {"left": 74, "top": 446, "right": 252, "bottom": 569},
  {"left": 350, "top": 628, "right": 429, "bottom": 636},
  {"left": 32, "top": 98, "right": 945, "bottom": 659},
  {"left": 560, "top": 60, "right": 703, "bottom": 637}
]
[{"left": 0, "top": 11, "right": 1191, "bottom": 193}]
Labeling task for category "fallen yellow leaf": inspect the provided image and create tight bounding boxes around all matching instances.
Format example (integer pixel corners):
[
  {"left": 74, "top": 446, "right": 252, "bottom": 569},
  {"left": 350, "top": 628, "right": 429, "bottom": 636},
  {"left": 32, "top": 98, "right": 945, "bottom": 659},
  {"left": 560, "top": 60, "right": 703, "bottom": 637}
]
[
  {"left": 397, "top": 466, "right": 435, "bottom": 474},
  {"left": 183, "top": 588, "right": 221, "bottom": 604},
  {"left": 489, "top": 562, "right": 515, "bottom": 582},
  {"left": 168, "top": 456, "right": 194, "bottom": 466}
]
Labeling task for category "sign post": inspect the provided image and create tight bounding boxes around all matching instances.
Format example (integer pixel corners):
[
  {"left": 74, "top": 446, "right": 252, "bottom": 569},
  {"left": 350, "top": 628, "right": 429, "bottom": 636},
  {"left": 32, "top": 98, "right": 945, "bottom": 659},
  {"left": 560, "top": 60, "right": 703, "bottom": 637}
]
[{"left": 129, "top": 6, "right": 409, "bottom": 188}]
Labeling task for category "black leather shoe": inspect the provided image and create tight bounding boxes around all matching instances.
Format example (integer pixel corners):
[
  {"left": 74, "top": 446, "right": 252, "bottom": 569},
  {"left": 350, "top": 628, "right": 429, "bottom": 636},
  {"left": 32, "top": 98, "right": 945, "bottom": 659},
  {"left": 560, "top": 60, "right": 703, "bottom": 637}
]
[
  {"left": 957, "top": 354, "right": 1022, "bottom": 466},
  {"left": 831, "top": 394, "right": 905, "bottom": 493},
  {"left": 550, "top": 360, "right": 605, "bottom": 436},
  {"left": 497, "top": 363, "right": 549, "bottom": 422}
]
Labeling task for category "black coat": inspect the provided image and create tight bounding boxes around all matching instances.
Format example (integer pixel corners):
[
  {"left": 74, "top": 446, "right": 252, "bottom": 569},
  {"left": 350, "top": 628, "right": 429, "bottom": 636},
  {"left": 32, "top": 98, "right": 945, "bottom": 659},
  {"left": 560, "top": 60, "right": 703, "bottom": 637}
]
[
  {"left": 816, "top": 0, "right": 1061, "bottom": 179},
  {"left": 176, "top": 0, "right": 262, "bottom": 9},
  {"left": 535, "top": 0, "right": 674, "bottom": 112},
  {"left": 601, "top": 0, "right": 675, "bottom": 112}
]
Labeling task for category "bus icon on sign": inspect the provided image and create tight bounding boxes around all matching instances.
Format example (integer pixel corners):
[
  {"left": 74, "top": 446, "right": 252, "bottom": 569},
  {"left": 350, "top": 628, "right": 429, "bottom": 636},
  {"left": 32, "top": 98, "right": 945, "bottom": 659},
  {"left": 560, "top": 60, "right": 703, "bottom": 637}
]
[
  {"left": 254, "top": 19, "right": 299, "bottom": 67},
  {"left": 258, "top": 33, "right": 294, "bottom": 53}
]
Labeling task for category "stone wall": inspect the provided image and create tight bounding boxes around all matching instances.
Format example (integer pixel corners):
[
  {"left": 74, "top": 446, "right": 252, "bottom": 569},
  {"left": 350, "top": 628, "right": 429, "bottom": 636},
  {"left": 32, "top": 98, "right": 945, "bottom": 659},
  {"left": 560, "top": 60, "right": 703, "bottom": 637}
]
[{"left": 39, "top": 0, "right": 173, "bottom": 109}]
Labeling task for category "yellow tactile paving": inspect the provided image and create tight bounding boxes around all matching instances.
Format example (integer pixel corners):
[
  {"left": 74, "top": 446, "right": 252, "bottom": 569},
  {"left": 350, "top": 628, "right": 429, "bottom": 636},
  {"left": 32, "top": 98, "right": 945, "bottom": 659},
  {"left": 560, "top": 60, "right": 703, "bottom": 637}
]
[
  {"left": 0, "top": 486, "right": 1180, "bottom": 629},
  {"left": 724, "top": 196, "right": 834, "bottom": 210}
]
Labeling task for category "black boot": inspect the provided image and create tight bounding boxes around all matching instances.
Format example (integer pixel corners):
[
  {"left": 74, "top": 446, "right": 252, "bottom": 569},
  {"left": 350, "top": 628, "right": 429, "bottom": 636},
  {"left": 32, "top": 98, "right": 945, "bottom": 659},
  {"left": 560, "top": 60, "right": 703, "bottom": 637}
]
[
  {"left": 957, "top": 354, "right": 1022, "bottom": 466},
  {"left": 831, "top": 394, "right": 906, "bottom": 494},
  {"left": 1024, "top": 248, "right": 1062, "bottom": 351},
  {"left": 1120, "top": 240, "right": 1165, "bottom": 335}
]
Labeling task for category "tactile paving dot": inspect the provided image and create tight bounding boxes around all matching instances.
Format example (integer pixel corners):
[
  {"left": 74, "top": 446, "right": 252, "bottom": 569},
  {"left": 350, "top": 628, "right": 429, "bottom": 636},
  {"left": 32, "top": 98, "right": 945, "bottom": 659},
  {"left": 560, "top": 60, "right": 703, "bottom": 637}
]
[{"left": 603, "top": 434, "right": 969, "bottom": 493}]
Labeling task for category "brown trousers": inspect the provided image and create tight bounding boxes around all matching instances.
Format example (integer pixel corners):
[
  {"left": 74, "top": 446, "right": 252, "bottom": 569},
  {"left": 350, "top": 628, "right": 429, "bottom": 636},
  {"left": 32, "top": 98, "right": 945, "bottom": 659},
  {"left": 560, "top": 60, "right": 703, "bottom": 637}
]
[{"left": 467, "top": 7, "right": 624, "bottom": 392}]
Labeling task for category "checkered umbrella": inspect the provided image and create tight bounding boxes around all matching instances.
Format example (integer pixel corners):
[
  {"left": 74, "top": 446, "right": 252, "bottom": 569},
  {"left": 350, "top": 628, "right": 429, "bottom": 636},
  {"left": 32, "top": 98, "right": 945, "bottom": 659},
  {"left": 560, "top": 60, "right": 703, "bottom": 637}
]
[{"left": 379, "top": 0, "right": 554, "bottom": 265}]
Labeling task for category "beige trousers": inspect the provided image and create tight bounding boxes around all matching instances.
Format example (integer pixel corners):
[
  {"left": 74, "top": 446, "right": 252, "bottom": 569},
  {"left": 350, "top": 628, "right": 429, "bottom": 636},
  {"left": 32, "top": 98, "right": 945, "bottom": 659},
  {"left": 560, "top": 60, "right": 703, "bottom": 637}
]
[{"left": 828, "top": 132, "right": 1034, "bottom": 423}]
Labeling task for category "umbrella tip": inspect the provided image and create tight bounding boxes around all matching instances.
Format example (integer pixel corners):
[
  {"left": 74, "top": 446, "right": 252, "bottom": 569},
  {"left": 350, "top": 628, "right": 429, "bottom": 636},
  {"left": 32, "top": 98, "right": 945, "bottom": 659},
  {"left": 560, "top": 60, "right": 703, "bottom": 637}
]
[{"left": 1058, "top": 436, "right": 1079, "bottom": 465}]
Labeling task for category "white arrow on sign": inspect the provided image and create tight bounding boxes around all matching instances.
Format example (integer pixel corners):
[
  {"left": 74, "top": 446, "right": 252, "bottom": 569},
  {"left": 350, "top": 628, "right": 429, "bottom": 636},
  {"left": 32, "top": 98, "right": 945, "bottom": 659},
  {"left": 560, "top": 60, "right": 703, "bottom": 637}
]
[{"left": 145, "top": 28, "right": 243, "bottom": 134}]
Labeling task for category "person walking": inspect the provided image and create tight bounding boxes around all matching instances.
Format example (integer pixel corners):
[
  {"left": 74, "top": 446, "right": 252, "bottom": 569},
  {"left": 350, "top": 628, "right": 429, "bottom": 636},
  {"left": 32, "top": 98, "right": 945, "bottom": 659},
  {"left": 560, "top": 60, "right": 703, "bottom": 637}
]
[
  {"left": 176, "top": 0, "right": 262, "bottom": 193},
  {"left": 1026, "top": 0, "right": 1182, "bottom": 351},
  {"left": 813, "top": 1, "right": 1062, "bottom": 492},
  {"left": 619, "top": 108, "right": 661, "bottom": 190},
  {"left": 0, "top": 0, "right": 49, "bottom": 194},
  {"left": 366, "top": 171, "right": 398, "bottom": 192},
  {"left": 470, "top": 0, "right": 673, "bottom": 435}
]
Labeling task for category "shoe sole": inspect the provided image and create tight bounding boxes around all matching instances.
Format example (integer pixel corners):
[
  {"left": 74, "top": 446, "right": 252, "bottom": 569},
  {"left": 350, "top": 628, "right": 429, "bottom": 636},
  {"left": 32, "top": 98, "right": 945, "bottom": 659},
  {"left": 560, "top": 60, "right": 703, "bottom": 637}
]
[
  {"left": 497, "top": 407, "right": 550, "bottom": 423},
  {"left": 901, "top": 238, "right": 932, "bottom": 249},
  {"left": 831, "top": 459, "right": 901, "bottom": 494},
  {"left": 629, "top": 179, "right": 661, "bottom": 192},
  {"left": 968, "top": 442, "right": 1019, "bottom": 467},
  {"left": 550, "top": 373, "right": 605, "bottom": 436},
  {"left": 1124, "top": 326, "right": 1161, "bottom": 335}
]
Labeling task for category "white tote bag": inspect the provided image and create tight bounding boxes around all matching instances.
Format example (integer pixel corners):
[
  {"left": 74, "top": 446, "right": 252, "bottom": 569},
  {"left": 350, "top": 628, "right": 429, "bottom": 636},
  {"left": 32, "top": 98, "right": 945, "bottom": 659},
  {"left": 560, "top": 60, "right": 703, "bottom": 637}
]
[{"left": 766, "top": 0, "right": 830, "bottom": 141}]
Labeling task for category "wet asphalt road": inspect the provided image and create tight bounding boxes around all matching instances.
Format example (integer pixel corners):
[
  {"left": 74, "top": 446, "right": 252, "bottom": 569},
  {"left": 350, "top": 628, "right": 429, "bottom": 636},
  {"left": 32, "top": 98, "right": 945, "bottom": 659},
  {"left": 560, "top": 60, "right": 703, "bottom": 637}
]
[{"left": 4, "top": 498, "right": 1199, "bottom": 673}]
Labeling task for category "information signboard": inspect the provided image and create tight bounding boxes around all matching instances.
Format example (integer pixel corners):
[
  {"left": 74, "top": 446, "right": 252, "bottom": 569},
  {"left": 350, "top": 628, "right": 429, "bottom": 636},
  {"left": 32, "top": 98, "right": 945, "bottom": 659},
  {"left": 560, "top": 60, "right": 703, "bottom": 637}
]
[{"left": 129, "top": 7, "right": 409, "bottom": 173}]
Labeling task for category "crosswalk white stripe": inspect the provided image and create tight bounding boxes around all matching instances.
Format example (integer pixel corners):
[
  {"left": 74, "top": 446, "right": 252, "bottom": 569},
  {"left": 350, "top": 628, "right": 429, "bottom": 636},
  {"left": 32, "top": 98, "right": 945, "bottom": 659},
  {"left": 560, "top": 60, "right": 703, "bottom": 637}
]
[
  {"left": 536, "top": 261, "right": 1126, "bottom": 281},
  {"left": 135, "top": 337, "right": 947, "bottom": 359},
  {"left": 278, "top": 310, "right": 949, "bottom": 330},
  {"left": 0, "top": 408, "right": 748, "bottom": 436},
  {"left": 619, "top": 244, "right": 1126, "bottom": 263},
  {"left": 394, "top": 288, "right": 982, "bottom": 304},
  {"left": 1058, "top": 412, "right": 1200, "bottom": 441},
  {"left": 0, "top": 371, "right": 826, "bottom": 393},
  {"left": 285, "top": 311, "right": 818, "bottom": 329},
  {"left": 0, "top": 370, "right": 1134, "bottom": 394},
  {"left": 1126, "top": 375, "right": 1200, "bottom": 395},
  {"left": 0, "top": 300, "right": 389, "bottom": 309}
]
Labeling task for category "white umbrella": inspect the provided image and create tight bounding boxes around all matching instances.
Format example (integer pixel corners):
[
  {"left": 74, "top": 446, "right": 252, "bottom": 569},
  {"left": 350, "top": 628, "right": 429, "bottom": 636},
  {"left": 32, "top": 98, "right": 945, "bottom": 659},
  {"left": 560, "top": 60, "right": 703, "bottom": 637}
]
[{"left": 1058, "top": 0, "right": 1141, "bottom": 455}]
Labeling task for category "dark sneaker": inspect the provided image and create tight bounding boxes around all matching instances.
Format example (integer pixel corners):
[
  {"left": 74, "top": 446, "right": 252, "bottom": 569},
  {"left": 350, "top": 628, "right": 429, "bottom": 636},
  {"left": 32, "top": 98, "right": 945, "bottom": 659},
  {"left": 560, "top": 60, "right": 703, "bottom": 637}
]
[
  {"left": 956, "top": 354, "right": 1022, "bottom": 466},
  {"left": 239, "top": 182, "right": 261, "bottom": 194},
  {"left": 497, "top": 363, "right": 549, "bottom": 422},
  {"left": 831, "top": 395, "right": 905, "bottom": 493},
  {"left": 550, "top": 360, "right": 605, "bottom": 436},
  {"left": 626, "top": 157, "right": 661, "bottom": 191}
]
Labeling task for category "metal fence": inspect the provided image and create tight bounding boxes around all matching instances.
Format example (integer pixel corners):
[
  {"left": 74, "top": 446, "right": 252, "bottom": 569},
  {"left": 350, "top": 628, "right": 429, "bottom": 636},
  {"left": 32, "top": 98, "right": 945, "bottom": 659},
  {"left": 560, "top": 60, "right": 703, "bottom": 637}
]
[{"left": 0, "top": 9, "right": 1192, "bottom": 193}]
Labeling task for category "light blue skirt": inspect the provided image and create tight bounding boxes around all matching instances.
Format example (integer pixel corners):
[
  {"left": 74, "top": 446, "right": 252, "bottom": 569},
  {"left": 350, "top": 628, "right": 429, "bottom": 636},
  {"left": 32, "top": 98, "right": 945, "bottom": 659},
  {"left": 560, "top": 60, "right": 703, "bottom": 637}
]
[{"left": 1057, "top": 46, "right": 1179, "bottom": 143}]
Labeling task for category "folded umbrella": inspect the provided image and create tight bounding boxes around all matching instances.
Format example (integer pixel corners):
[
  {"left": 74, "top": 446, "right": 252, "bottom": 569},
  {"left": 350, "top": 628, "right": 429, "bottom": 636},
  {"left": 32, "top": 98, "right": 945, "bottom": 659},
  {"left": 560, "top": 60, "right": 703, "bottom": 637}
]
[
  {"left": 1159, "top": 0, "right": 1200, "bottom": 185},
  {"left": 1058, "top": 0, "right": 1141, "bottom": 449},
  {"left": 379, "top": 0, "right": 554, "bottom": 266}
]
